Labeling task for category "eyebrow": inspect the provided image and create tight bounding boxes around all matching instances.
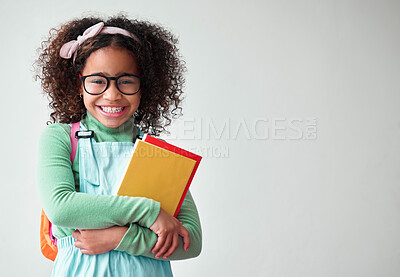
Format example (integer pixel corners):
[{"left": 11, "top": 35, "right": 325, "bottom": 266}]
[{"left": 90, "top": 72, "right": 137, "bottom": 76}]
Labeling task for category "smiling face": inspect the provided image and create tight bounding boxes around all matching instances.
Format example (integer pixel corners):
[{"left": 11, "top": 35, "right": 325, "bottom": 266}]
[{"left": 80, "top": 46, "right": 141, "bottom": 128}]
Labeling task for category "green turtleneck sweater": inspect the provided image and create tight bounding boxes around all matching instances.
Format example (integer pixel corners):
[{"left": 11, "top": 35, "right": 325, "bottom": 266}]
[{"left": 36, "top": 112, "right": 202, "bottom": 260}]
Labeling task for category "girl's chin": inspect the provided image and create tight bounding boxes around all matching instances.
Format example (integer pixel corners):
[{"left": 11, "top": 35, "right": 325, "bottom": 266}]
[{"left": 96, "top": 107, "right": 131, "bottom": 128}]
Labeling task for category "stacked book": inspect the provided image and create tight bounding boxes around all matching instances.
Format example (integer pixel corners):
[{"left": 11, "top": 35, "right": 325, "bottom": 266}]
[{"left": 116, "top": 134, "right": 202, "bottom": 217}]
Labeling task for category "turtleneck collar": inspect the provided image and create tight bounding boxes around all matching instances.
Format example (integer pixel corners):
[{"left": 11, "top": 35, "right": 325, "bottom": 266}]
[{"left": 82, "top": 111, "right": 138, "bottom": 143}]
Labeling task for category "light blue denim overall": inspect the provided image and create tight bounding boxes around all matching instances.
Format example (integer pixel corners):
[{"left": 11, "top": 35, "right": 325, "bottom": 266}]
[{"left": 52, "top": 122, "right": 172, "bottom": 277}]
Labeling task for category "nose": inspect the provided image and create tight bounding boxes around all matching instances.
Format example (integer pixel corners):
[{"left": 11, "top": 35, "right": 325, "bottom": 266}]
[{"left": 102, "top": 80, "right": 122, "bottom": 101}]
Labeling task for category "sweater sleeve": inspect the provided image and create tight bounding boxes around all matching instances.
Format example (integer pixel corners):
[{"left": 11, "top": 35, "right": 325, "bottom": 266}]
[
  {"left": 36, "top": 123, "right": 160, "bottom": 229},
  {"left": 115, "top": 190, "right": 202, "bottom": 260}
]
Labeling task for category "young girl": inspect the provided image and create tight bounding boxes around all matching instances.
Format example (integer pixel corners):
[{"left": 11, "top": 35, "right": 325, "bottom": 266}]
[{"left": 35, "top": 14, "right": 201, "bottom": 276}]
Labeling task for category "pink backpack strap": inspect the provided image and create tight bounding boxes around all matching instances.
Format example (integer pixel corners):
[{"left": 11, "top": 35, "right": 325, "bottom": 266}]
[
  {"left": 46, "top": 121, "right": 81, "bottom": 250},
  {"left": 70, "top": 121, "right": 80, "bottom": 163}
]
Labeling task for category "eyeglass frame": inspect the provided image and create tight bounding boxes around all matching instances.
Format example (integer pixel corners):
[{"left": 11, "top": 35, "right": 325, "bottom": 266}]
[{"left": 79, "top": 73, "right": 142, "bottom": 95}]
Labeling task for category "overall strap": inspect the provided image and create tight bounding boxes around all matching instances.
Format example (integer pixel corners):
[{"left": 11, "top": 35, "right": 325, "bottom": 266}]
[
  {"left": 70, "top": 121, "right": 80, "bottom": 163},
  {"left": 137, "top": 126, "right": 144, "bottom": 140}
]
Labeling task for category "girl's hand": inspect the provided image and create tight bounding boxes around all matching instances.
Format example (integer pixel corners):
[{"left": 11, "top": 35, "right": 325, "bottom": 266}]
[
  {"left": 150, "top": 208, "right": 190, "bottom": 259},
  {"left": 72, "top": 226, "right": 128, "bottom": 255}
]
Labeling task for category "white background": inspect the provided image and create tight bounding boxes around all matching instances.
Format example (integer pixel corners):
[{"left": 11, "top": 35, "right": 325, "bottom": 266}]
[{"left": 0, "top": 0, "right": 399, "bottom": 276}]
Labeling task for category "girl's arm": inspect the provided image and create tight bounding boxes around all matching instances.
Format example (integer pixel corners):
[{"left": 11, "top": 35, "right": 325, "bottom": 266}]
[
  {"left": 37, "top": 123, "right": 160, "bottom": 229},
  {"left": 72, "top": 190, "right": 202, "bottom": 260},
  {"left": 115, "top": 190, "right": 202, "bottom": 260}
]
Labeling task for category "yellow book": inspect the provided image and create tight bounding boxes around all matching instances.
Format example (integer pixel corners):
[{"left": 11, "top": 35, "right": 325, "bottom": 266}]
[{"left": 116, "top": 139, "right": 197, "bottom": 216}]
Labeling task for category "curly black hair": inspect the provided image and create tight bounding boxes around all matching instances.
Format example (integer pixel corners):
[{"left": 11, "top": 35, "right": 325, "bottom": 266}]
[{"left": 34, "top": 14, "right": 186, "bottom": 135}]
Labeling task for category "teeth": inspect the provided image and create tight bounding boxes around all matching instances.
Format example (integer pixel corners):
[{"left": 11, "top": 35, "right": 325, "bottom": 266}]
[{"left": 101, "top": 106, "right": 124, "bottom": 113}]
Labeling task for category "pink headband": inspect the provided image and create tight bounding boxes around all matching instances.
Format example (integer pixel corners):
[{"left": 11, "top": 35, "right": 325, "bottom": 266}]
[{"left": 59, "top": 22, "right": 140, "bottom": 63}]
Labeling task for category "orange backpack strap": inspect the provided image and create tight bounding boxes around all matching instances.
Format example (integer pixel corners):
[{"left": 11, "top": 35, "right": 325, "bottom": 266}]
[{"left": 40, "top": 121, "right": 80, "bottom": 261}]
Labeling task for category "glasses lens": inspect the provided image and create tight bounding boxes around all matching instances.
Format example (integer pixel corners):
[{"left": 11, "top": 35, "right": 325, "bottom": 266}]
[
  {"left": 84, "top": 76, "right": 107, "bottom": 95},
  {"left": 118, "top": 75, "right": 141, "bottom": 94}
]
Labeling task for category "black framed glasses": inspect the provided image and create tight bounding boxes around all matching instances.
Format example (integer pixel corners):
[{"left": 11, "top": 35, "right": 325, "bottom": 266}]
[{"left": 79, "top": 73, "right": 142, "bottom": 95}]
